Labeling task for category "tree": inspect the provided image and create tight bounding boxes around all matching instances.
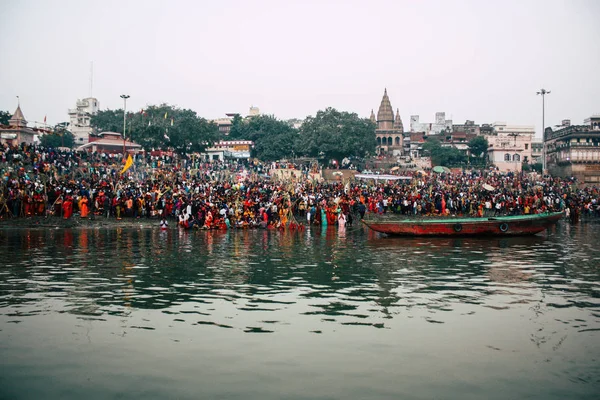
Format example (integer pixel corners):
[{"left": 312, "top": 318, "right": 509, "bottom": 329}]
[
  {"left": 227, "top": 114, "right": 298, "bottom": 161},
  {"left": 422, "top": 136, "right": 467, "bottom": 166},
  {"left": 40, "top": 123, "right": 75, "bottom": 148},
  {"left": 90, "top": 109, "right": 123, "bottom": 133},
  {"left": 468, "top": 136, "right": 489, "bottom": 159},
  {"left": 0, "top": 110, "right": 11, "bottom": 125},
  {"left": 91, "top": 104, "right": 219, "bottom": 153},
  {"left": 296, "top": 107, "right": 376, "bottom": 164}
]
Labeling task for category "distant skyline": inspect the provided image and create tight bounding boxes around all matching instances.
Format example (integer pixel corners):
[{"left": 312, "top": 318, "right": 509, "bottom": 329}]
[{"left": 1, "top": 0, "right": 599, "bottom": 137}]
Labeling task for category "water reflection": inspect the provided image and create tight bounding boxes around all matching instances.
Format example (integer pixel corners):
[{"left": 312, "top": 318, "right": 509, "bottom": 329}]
[{"left": 0, "top": 224, "right": 598, "bottom": 333}]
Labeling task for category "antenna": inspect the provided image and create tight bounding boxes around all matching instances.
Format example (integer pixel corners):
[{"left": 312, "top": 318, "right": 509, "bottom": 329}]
[{"left": 89, "top": 61, "right": 94, "bottom": 97}]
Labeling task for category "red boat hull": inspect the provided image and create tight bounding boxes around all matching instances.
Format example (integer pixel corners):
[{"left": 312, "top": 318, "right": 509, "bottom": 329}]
[{"left": 362, "top": 212, "right": 563, "bottom": 236}]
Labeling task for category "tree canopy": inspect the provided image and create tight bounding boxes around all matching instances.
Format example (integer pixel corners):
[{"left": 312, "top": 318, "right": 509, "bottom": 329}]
[
  {"left": 228, "top": 114, "right": 298, "bottom": 161},
  {"left": 90, "top": 104, "right": 219, "bottom": 154},
  {"left": 0, "top": 110, "right": 11, "bottom": 126},
  {"left": 422, "top": 136, "right": 467, "bottom": 167},
  {"left": 468, "top": 136, "right": 489, "bottom": 159},
  {"left": 296, "top": 108, "right": 376, "bottom": 163},
  {"left": 40, "top": 130, "right": 75, "bottom": 148}
]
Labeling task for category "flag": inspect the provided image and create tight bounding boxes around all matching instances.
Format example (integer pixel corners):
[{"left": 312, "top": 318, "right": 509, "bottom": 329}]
[
  {"left": 164, "top": 112, "right": 168, "bottom": 119},
  {"left": 171, "top": 118, "right": 174, "bottom": 126},
  {"left": 120, "top": 154, "right": 133, "bottom": 174},
  {"left": 43, "top": 115, "right": 47, "bottom": 123}
]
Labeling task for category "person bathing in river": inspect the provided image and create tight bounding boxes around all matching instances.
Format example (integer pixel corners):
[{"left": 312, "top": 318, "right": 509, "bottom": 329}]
[{"left": 160, "top": 217, "right": 169, "bottom": 230}]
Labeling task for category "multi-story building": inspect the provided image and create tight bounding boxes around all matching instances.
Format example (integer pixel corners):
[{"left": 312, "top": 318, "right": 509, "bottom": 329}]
[
  {"left": 531, "top": 138, "right": 543, "bottom": 165},
  {"left": 545, "top": 115, "right": 600, "bottom": 185},
  {"left": 410, "top": 112, "right": 452, "bottom": 134},
  {"left": 67, "top": 97, "right": 99, "bottom": 145},
  {"left": 213, "top": 106, "right": 262, "bottom": 136},
  {"left": 486, "top": 122, "right": 535, "bottom": 172},
  {"left": 214, "top": 116, "right": 234, "bottom": 136},
  {"left": 452, "top": 120, "right": 480, "bottom": 135},
  {"left": 371, "top": 89, "right": 404, "bottom": 156}
]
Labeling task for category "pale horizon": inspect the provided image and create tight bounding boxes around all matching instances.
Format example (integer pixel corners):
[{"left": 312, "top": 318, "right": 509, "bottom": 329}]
[{"left": 1, "top": 0, "right": 599, "bottom": 137}]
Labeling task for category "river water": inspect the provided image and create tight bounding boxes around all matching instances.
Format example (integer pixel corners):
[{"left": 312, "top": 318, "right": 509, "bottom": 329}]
[{"left": 0, "top": 221, "right": 599, "bottom": 399}]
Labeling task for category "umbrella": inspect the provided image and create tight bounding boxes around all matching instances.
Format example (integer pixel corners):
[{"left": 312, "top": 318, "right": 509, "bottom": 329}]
[
  {"left": 483, "top": 184, "right": 495, "bottom": 191},
  {"left": 390, "top": 166, "right": 400, "bottom": 172},
  {"left": 432, "top": 166, "right": 445, "bottom": 173}
]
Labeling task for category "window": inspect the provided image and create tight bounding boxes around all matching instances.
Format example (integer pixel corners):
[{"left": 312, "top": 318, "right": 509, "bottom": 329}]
[
  {"left": 513, "top": 154, "right": 520, "bottom": 161},
  {"left": 504, "top": 153, "right": 510, "bottom": 161},
  {"left": 525, "top": 144, "right": 529, "bottom": 150}
]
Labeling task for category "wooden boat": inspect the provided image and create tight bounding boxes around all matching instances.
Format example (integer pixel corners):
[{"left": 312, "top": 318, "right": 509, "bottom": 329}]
[{"left": 361, "top": 211, "right": 563, "bottom": 236}]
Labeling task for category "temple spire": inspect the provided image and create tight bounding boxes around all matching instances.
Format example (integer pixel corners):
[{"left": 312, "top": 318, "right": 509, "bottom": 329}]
[
  {"left": 376, "top": 88, "right": 394, "bottom": 124},
  {"left": 9, "top": 104, "right": 27, "bottom": 128},
  {"left": 370, "top": 109, "right": 375, "bottom": 123},
  {"left": 393, "top": 108, "right": 404, "bottom": 132}
]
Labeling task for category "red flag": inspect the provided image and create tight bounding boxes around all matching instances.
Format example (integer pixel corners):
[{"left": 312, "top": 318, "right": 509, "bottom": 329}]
[{"left": 44, "top": 115, "right": 47, "bottom": 123}]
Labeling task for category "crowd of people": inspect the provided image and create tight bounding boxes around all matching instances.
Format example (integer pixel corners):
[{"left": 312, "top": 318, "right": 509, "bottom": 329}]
[{"left": 2, "top": 143, "right": 600, "bottom": 229}]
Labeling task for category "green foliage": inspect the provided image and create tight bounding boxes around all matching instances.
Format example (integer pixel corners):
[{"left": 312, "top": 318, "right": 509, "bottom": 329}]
[
  {"left": 228, "top": 115, "right": 298, "bottom": 161},
  {"left": 227, "top": 114, "right": 245, "bottom": 139},
  {"left": 296, "top": 107, "right": 376, "bottom": 163},
  {"left": 90, "top": 104, "right": 219, "bottom": 154},
  {"left": 90, "top": 109, "right": 123, "bottom": 133},
  {"left": 0, "top": 110, "right": 11, "bottom": 125},
  {"left": 422, "top": 136, "right": 467, "bottom": 167},
  {"left": 468, "top": 136, "right": 489, "bottom": 159},
  {"left": 41, "top": 123, "right": 74, "bottom": 148},
  {"left": 522, "top": 162, "right": 542, "bottom": 173}
]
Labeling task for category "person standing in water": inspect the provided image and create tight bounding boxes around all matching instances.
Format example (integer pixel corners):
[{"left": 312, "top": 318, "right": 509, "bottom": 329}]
[{"left": 160, "top": 217, "right": 169, "bottom": 230}]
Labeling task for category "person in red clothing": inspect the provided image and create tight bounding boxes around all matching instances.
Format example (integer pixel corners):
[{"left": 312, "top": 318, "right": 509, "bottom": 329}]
[{"left": 62, "top": 196, "right": 73, "bottom": 219}]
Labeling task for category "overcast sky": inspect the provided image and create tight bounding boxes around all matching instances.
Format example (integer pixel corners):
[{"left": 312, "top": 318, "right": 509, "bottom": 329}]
[{"left": 1, "top": 0, "right": 598, "bottom": 136}]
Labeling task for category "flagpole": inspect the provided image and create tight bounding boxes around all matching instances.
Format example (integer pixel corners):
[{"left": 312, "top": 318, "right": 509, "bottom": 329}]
[{"left": 120, "top": 94, "right": 130, "bottom": 156}]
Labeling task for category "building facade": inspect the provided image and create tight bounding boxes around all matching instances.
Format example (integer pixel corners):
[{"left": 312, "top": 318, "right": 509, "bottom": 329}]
[
  {"left": 372, "top": 89, "right": 404, "bottom": 156},
  {"left": 486, "top": 122, "right": 535, "bottom": 172},
  {"left": 545, "top": 115, "right": 600, "bottom": 185},
  {"left": 452, "top": 120, "right": 480, "bottom": 135},
  {"left": 202, "top": 140, "right": 254, "bottom": 161},
  {"left": 531, "top": 138, "right": 543, "bottom": 164},
  {"left": 68, "top": 97, "right": 99, "bottom": 145}
]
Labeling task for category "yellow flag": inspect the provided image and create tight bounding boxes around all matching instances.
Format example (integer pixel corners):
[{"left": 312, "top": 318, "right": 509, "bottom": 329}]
[
  {"left": 164, "top": 112, "right": 168, "bottom": 119},
  {"left": 120, "top": 154, "right": 133, "bottom": 174}
]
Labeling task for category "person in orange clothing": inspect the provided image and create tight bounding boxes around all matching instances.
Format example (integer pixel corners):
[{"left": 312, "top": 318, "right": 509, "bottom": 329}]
[
  {"left": 62, "top": 196, "right": 73, "bottom": 219},
  {"left": 79, "top": 196, "right": 90, "bottom": 218}
]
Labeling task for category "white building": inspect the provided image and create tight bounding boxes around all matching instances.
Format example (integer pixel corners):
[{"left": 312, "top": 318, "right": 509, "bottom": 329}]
[
  {"left": 486, "top": 122, "right": 535, "bottom": 172},
  {"left": 202, "top": 140, "right": 253, "bottom": 161},
  {"left": 68, "top": 97, "right": 99, "bottom": 145},
  {"left": 410, "top": 112, "right": 452, "bottom": 134}
]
